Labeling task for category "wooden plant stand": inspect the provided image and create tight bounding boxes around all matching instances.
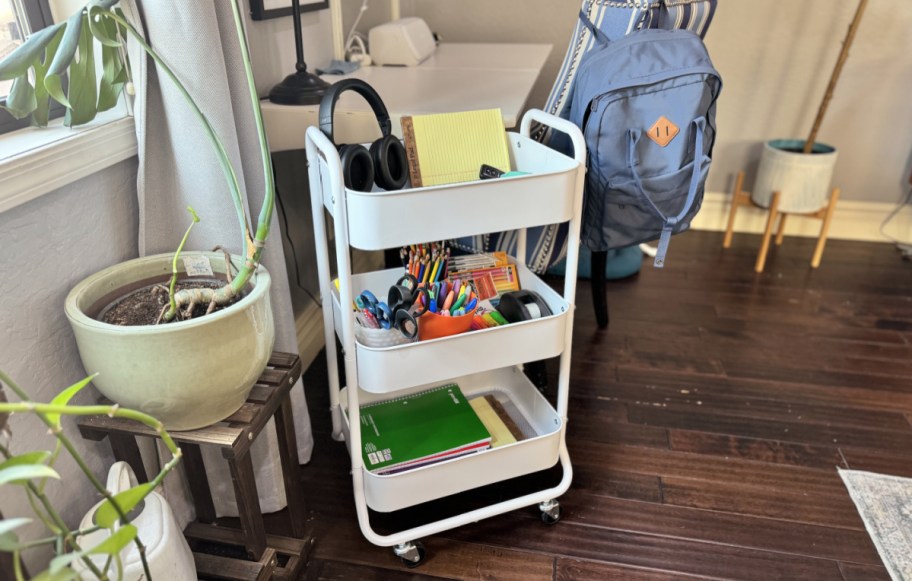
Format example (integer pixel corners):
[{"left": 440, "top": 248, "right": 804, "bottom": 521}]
[
  {"left": 723, "top": 171, "right": 840, "bottom": 273},
  {"left": 78, "top": 352, "right": 311, "bottom": 581}
]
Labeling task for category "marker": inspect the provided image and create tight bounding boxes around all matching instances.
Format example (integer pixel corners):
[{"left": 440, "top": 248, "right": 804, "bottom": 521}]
[
  {"left": 490, "top": 311, "right": 509, "bottom": 325},
  {"left": 466, "top": 297, "right": 478, "bottom": 311},
  {"left": 442, "top": 290, "right": 455, "bottom": 311}
]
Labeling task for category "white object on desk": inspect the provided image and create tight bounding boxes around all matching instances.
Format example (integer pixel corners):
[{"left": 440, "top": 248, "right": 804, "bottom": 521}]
[
  {"left": 368, "top": 17, "right": 436, "bottom": 66},
  {"left": 261, "top": 43, "right": 552, "bottom": 153}
]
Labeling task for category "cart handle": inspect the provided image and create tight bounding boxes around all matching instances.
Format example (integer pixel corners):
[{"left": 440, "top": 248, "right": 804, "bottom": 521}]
[{"left": 520, "top": 109, "right": 587, "bottom": 167}]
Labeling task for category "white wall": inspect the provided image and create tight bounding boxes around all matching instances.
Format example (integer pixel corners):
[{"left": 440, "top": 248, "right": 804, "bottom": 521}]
[
  {"left": 380, "top": 0, "right": 912, "bottom": 204},
  {"left": 0, "top": 160, "right": 139, "bottom": 574}
]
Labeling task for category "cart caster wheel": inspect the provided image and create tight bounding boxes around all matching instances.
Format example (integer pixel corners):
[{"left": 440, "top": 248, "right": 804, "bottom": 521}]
[
  {"left": 394, "top": 541, "right": 426, "bottom": 568},
  {"left": 539, "top": 499, "right": 561, "bottom": 525}
]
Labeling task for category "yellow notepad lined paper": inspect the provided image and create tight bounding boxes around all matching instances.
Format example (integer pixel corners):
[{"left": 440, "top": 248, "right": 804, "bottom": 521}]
[
  {"left": 401, "top": 109, "right": 511, "bottom": 187},
  {"left": 469, "top": 396, "right": 519, "bottom": 448}
]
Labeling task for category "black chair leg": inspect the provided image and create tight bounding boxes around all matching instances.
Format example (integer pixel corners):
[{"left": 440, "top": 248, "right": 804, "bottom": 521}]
[{"left": 591, "top": 250, "right": 609, "bottom": 329}]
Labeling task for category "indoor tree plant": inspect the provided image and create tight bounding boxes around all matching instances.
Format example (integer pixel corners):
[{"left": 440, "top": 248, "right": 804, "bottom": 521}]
[
  {"left": 751, "top": 0, "right": 868, "bottom": 214},
  {"left": 0, "top": 372, "right": 182, "bottom": 579},
  {"left": 0, "top": 1, "right": 279, "bottom": 430}
]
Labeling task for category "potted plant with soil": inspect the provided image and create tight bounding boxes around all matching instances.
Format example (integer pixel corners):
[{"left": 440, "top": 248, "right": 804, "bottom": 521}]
[
  {"left": 751, "top": 0, "right": 868, "bottom": 214},
  {"left": 0, "top": 1, "right": 278, "bottom": 430}
]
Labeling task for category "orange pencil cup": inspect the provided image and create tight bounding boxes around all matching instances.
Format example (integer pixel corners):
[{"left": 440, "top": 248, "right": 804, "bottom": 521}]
[{"left": 418, "top": 308, "right": 477, "bottom": 341}]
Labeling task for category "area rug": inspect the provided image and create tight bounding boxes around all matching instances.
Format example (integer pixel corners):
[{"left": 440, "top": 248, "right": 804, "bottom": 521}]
[{"left": 839, "top": 469, "right": 912, "bottom": 581}]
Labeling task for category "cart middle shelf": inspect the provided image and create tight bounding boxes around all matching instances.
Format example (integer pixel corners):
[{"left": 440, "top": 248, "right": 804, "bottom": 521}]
[{"left": 332, "top": 261, "right": 571, "bottom": 393}]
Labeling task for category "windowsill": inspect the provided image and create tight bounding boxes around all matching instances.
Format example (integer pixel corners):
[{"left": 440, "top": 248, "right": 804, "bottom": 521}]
[{"left": 0, "top": 107, "right": 138, "bottom": 214}]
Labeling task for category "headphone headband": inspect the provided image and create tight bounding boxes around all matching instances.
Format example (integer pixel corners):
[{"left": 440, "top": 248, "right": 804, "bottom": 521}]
[{"left": 319, "top": 79, "right": 393, "bottom": 143}]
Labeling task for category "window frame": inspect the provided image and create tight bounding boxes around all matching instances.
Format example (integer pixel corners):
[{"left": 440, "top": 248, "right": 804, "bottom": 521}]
[{"left": 0, "top": 0, "right": 65, "bottom": 135}]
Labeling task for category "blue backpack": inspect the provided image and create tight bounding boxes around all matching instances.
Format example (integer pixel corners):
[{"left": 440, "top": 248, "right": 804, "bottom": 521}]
[{"left": 568, "top": 13, "right": 722, "bottom": 267}]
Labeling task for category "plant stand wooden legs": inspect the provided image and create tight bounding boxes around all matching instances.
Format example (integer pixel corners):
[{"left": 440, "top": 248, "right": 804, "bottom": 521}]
[
  {"left": 78, "top": 353, "right": 312, "bottom": 581},
  {"left": 723, "top": 171, "right": 839, "bottom": 272},
  {"left": 812, "top": 188, "right": 840, "bottom": 268}
]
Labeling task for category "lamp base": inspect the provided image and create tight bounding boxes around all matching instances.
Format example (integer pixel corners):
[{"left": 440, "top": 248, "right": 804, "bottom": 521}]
[{"left": 268, "top": 70, "right": 331, "bottom": 105}]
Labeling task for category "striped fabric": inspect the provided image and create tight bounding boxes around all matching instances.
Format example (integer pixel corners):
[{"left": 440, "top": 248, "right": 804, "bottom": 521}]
[{"left": 454, "top": 0, "right": 716, "bottom": 274}]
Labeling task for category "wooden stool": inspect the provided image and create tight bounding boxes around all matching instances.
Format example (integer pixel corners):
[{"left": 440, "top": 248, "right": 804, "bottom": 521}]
[
  {"left": 78, "top": 352, "right": 311, "bottom": 581},
  {"left": 723, "top": 171, "right": 840, "bottom": 272}
]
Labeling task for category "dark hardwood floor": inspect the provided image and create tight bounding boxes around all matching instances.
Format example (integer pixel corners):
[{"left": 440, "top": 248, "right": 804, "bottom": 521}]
[{"left": 294, "top": 230, "right": 912, "bottom": 580}]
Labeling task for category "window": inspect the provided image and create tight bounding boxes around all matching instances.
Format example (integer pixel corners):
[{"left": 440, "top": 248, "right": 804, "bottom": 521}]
[{"left": 0, "top": 0, "right": 60, "bottom": 134}]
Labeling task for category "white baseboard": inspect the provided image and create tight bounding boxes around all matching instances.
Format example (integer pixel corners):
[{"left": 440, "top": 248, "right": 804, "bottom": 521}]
[{"left": 692, "top": 192, "right": 912, "bottom": 243}]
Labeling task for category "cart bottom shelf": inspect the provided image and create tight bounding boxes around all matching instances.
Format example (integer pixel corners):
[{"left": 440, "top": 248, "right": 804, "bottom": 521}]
[{"left": 340, "top": 366, "right": 565, "bottom": 512}]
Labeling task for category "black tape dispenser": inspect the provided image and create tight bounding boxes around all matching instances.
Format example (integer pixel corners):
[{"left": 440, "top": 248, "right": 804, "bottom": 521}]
[{"left": 497, "top": 290, "right": 552, "bottom": 323}]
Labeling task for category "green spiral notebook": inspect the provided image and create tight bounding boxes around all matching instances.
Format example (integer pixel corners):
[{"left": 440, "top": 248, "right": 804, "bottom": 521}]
[{"left": 359, "top": 384, "right": 492, "bottom": 474}]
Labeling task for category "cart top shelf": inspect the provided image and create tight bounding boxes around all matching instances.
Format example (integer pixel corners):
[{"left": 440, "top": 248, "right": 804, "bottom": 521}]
[{"left": 313, "top": 132, "right": 583, "bottom": 250}]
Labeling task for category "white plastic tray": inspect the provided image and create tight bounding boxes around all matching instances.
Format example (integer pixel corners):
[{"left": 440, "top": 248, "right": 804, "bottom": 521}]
[
  {"left": 340, "top": 366, "right": 564, "bottom": 512},
  {"left": 322, "top": 132, "right": 582, "bottom": 251},
  {"left": 332, "top": 260, "right": 570, "bottom": 393}
]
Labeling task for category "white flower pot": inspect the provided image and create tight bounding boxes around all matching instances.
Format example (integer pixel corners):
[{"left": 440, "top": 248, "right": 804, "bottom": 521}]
[
  {"left": 752, "top": 139, "right": 838, "bottom": 213},
  {"left": 72, "top": 462, "right": 196, "bottom": 579},
  {"left": 65, "top": 252, "right": 275, "bottom": 431}
]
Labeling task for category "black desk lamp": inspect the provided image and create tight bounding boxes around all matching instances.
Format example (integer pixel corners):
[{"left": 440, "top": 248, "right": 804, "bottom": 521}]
[{"left": 268, "top": 0, "right": 331, "bottom": 105}]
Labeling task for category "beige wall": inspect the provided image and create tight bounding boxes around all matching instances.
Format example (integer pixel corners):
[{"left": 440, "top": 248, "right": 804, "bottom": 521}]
[
  {"left": 346, "top": 1, "right": 911, "bottom": 204},
  {"left": 0, "top": 160, "right": 139, "bottom": 573},
  {"left": 705, "top": 0, "right": 912, "bottom": 204}
]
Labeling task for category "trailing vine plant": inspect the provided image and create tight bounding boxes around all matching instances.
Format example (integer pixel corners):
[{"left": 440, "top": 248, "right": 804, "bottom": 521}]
[
  {"left": 0, "top": 373, "right": 181, "bottom": 580},
  {"left": 0, "top": 0, "right": 276, "bottom": 323}
]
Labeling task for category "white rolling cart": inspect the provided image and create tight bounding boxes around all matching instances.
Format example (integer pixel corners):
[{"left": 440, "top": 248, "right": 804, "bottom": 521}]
[{"left": 304, "top": 109, "right": 586, "bottom": 567}]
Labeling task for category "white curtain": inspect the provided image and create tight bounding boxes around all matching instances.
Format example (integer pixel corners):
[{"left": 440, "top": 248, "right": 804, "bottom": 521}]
[{"left": 127, "top": 0, "right": 313, "bottom": 519}]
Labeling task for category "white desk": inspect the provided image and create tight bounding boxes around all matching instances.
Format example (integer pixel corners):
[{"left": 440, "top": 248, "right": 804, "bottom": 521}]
[{"left": 262, "top": 43, "right": 551, "bottom": 152}]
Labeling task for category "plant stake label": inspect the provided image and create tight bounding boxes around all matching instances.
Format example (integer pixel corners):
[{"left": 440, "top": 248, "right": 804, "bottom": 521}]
[{"left": 183, "top": 256, "right": 214, "bottom": 277}]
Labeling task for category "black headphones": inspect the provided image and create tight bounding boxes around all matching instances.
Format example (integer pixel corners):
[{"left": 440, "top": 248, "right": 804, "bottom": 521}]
[{"left": 319, "top": 79, "right": 408, "bottom": 192}]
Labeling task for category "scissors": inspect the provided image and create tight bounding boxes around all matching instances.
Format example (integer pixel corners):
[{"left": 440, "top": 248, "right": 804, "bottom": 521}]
[
  {"left": 387, "top": 274, "right": 429, "bottom": 338},
  {"left": 357, "top": 275, "right": 429, "bottom": 338}
]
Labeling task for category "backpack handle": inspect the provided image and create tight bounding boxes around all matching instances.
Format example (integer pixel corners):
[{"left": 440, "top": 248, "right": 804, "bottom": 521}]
[{"left": 626, "top": 117, "right": 706, "bottom": 267}]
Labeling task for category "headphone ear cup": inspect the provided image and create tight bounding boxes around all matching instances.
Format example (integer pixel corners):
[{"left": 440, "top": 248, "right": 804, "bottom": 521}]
[
  {"left": 338, "top": 144, "right": 374, "bottom": 192},
  {"left": 369, "top": 135, "right": 409, "bottom": 191}
]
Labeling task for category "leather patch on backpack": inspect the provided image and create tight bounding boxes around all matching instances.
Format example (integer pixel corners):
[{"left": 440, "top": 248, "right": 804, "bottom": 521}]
[{"left": 647, "top": 116, "right": 679, "bottom": 147}]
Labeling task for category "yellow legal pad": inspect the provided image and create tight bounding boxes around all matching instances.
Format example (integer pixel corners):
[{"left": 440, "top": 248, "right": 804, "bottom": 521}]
[
  {"left": 469, "top": 395, "right": 521, "bottom": 448},
  {"left": 401, "top": 108, "right": 511, "bottom": 187}
]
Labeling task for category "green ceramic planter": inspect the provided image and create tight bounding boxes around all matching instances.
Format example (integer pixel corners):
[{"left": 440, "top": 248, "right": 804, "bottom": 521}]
[{"left": 64, "top": 252, "right": 275, "bottom": 431}]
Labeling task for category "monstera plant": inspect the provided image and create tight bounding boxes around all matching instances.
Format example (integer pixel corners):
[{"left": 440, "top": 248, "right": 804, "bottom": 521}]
[
  {"left": 0, "top": 1, "right": 281, "bottom": 430},
  {"left": 2, "top": 0, "right": 274, "bottom": 319}
]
